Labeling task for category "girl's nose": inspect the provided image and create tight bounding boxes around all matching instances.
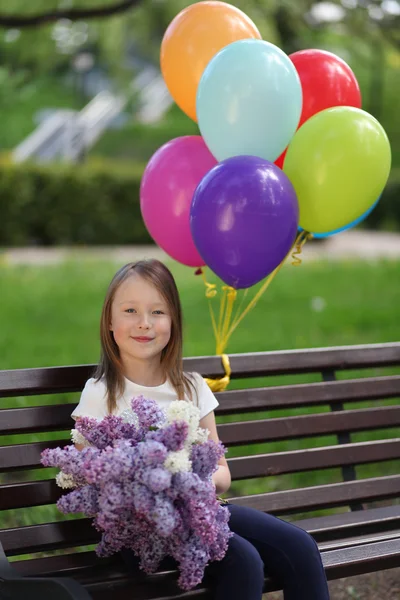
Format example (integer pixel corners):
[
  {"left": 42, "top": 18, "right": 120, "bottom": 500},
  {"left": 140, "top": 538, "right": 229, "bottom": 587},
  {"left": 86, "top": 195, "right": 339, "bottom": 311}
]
[{"left": 137, "top": 314, "right": 151, "bottom": 329}]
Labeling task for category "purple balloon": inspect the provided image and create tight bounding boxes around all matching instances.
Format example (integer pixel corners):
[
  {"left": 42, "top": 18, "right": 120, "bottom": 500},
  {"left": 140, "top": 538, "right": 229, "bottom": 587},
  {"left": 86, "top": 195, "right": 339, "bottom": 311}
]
[{"left": 190, "top": 156, "right": 299, "bottom": 289}]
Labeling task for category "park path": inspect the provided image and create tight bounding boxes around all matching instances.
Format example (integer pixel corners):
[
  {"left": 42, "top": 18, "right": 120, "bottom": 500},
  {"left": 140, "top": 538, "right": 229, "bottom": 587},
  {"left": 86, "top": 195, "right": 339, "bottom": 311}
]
[{"left": 2, "top": 230, "right": 400, "bottom": 265}]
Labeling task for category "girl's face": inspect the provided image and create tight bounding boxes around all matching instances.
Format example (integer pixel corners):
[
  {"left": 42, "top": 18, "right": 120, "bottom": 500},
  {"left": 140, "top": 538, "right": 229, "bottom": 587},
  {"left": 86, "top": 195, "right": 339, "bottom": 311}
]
[{"left": 110, "top": 274, "right": 172, "bottom": 367}]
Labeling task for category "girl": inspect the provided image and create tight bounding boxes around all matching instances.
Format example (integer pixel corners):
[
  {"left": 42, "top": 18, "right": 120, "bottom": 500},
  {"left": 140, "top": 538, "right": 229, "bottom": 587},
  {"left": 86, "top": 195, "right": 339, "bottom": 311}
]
[{"left": 72, "top": 259, "right": 330, "bottom": 600}]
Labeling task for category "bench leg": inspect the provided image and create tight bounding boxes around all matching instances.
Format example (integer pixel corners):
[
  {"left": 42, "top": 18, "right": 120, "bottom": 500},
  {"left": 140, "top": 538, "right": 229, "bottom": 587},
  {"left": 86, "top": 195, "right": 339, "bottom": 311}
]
[{"left": 0, "top": 542, "right": 91, "bottom": 600}]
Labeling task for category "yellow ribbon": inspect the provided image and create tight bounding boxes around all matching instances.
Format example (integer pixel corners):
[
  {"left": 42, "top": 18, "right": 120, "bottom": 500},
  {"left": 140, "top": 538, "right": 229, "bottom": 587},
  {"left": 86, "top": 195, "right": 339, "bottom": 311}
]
[
  {"left": 205, "top": 354, "right": 231, "bottom": 393},
  {"left": 292, "top": 231, "right": 313, "bottom": 266},
  {"left": 199, "top": 231, "right": 312, "bottom": 384}
]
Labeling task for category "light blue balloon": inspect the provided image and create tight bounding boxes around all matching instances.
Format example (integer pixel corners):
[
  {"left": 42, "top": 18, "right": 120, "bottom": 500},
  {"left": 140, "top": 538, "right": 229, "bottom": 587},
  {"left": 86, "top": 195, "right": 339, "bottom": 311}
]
[
  {"left": 196, "top": 39, "right": 302, "bottom": 163},
  {"left": 299, "top": 197, "right": 380, "bottom": 238}
]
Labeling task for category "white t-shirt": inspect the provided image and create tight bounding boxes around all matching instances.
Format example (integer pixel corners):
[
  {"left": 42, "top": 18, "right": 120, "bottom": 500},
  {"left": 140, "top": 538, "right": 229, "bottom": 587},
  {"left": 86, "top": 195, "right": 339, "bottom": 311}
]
[{"left": 71, "top": 372, "right": 219, "bottom": 422}]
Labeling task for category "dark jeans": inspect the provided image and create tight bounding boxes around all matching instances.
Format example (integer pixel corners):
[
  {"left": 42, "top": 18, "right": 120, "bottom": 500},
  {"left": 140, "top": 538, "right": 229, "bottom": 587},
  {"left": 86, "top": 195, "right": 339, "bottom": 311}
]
[{"left": 121, "top": 503, "right": 330, "bottom": 600}]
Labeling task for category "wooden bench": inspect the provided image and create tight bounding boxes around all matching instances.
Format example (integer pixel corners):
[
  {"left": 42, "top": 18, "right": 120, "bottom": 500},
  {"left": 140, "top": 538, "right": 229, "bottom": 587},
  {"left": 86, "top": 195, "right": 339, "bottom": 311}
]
[{"left": 1, "top": 342, "right": 400, "bottom": 599}]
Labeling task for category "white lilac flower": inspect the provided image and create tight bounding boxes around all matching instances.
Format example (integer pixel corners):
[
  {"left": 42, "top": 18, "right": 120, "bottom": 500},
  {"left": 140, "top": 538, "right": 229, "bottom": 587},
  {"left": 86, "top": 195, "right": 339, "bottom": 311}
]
[
  {"left": 195, "top": 427, "right": 210, "bottom": 444},
  {"left": 164, "top": 449, "right": 192, "bottom": 474},
  {"left": 71, "top": 428, "right": 91, "bottom": 447},
  {"left": 56, "top": 471, "right": 78, "bottom": 489},
  {"left": 166, "top": 401, "right": 201, "bottom": 444}
]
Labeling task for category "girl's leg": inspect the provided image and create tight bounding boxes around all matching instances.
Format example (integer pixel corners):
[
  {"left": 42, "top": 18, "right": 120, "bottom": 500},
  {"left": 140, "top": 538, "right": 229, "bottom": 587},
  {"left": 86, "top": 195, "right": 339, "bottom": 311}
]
[
  {"left": 122, "top": 539, "right": 265, "bottom": 600},
  {"left": 205, "top": 532, "right": 265, "bottom": 600},
  {"left": 227, "top": 503, "right": 330, "bottom": 600}
]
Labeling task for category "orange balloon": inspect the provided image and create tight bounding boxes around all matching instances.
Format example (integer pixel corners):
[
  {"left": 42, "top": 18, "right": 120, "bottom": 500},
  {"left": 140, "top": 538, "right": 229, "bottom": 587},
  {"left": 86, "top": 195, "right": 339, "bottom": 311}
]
[{"left": 160, "top": 1, "right": 261, "bottom": 122}]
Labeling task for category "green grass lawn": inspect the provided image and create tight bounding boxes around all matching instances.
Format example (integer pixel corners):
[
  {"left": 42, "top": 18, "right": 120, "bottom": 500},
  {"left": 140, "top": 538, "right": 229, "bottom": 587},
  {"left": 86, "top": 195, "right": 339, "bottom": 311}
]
[{"left": 0, "top": 258, "right": 399, "bottom": 532}]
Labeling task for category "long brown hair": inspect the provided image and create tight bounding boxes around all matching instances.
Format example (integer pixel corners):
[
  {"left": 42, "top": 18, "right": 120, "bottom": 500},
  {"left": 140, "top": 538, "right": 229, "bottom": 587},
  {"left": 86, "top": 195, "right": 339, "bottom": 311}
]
[{"left": 94, "top": 259, "right": 195, "bottom": 414}]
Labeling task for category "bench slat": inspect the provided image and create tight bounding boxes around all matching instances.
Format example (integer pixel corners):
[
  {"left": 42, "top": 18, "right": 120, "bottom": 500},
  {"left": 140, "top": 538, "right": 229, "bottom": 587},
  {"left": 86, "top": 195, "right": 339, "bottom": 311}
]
[
  {"left": 319, "top": 531, "right": 400, "bottom": 552},
  {"left": 2, "top": 376, "right": 399, "bottom": 434},
  {"left": 2, "top": 400, "right": 400, "bottom": 443},
  {"left": 295, "top": 505, "right": 400, "bottom": 543},
  {"left": 321, "top": 537, "right": 400, "bottom": 579},
  {"left": 229, "top": 475, "right": 400, "bottom": 515},
  {"left": 9, "top": 536, "right": 400, "bottom": 600},
  {"left": 218, "top": 406, "right": 400, "bottom": 445},
  {"left": 9, "top": 537, "right": 400, "bottom": 599},
  {"left": 0, "top": 439, "right": 63, "bottom": 472},
  {"left": 3, "top": 506, "right": 399, "bottom": 557},
  {"left": 1, "top": 474, "right": 399, "bottom": 514},
  {"left": 0, "top": 404, "right": 73, "bottom": 435},
  {"left": 216, "top": 376, "right": 400, "bottom": 415},
  {"left": 2, "top": 518, "right": 96, "bottom": 555},
  {"left": 228, "top": 439, "right": 400, "bottom": 480},
  {"left": 1, "top": 343, "right": 399, "bottom": 397},
  {"left": 1, "top": 438, "right": 399, "bottom": 475},
  {"left": 5, "top": 524, "right": 400, "bottom": 597}
]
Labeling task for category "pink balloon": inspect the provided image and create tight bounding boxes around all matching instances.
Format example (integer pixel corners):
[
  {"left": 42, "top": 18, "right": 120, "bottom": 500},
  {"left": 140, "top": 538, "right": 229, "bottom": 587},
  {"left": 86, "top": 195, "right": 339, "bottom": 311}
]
[{"left": 140, "top": 136, "right": 217, "bottom": 267}]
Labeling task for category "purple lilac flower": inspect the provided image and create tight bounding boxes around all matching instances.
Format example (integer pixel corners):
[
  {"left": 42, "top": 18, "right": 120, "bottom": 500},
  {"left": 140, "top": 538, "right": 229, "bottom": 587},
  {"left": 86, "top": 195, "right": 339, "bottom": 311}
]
[
  {"left": 127, "top": 531, "right": 167, "bottom": 573},
  {"left": 148, "top": 421, "right": 189, "bottom": 452},
  {"left": 173, "top": 535, "right": 210, "bottom": 591},
  {"left": 97, "top": 481, "right": 127, "bottom": 526},
  {"left": 41, "top": 445, "right": 97, "bottom": 487},
  {"left": 209, "top": 508, "right": 232, "bottom": 562},
  {"left": 190, "top": 440, "right": 226, "bottom": 480},
  {"left": 142, "top": 467, "right": 172, "bottom": 493},
  {"left": 131, "top": 395, "right": 166, "bottom": 429},
  {"left": 41, "top": 395, "right": 232, "bottom": 591},
  {"left": 136, "top": 440, "right": 167, "bottom": 466},
  {"left": 76, "top": 415, "right": 141, "bottom": 449},
  {"left": 173, "top": 471, "right": 215, "bottom": 501},
  {"left": 131, "top": 482, "right": 155, "bottom": 514},
  {"left": 82, "top": 440, "right": 137, "bottom": 486},
  {"left": 57, "top": 484, "right": 99, "bottom": 515},
  {"left": 151, "top": 496, "right": 177, "bottom": 538}
]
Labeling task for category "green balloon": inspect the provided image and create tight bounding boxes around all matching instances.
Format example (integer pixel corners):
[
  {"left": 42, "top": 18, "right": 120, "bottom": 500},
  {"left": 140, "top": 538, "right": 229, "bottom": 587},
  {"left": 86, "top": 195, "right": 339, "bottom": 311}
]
[{"left": 283, "top": 107, "right": 391, "bottom": 234}]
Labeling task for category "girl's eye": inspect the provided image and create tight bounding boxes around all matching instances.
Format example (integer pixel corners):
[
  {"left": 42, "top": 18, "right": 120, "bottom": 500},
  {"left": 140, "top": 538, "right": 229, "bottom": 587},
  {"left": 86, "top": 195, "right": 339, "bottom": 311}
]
[
  {"left": 125, "top": 308, "right": 136, "bottom": 314},
  {"left": 153, "top": 310, "right": 164, "bottom": 315}
]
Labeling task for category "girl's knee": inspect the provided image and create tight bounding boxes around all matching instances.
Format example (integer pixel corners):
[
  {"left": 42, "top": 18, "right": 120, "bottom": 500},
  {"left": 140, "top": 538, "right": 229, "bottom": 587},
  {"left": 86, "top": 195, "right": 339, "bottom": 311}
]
[
  {"left": 228, "top": 535, "right": 265, "bottom": 582},
  {"left": 289, "top": 526, "right": 321, "bottom": 559}
]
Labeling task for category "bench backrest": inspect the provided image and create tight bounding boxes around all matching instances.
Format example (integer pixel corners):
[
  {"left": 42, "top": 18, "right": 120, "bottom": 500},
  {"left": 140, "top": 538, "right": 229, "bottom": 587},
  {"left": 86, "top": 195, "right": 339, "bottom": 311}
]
[{"left": 1, "top": 342, "right": 399, "bottom": 560}]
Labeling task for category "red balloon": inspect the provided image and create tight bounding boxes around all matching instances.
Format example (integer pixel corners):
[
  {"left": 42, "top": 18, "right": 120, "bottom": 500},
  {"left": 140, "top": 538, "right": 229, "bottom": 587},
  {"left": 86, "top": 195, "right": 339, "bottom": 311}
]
[
  {"left": 291, "top": 49, "right": 362, "bottom": 128},
  {"left": 275, "top": 49, "right": 361, "bottom": 170},
  {"left": 274, "top": 152, "right": 285, "bottom": 170}
]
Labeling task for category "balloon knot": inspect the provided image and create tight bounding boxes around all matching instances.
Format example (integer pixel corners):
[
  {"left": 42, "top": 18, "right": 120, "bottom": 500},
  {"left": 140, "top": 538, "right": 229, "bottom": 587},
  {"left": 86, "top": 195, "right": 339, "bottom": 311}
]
[{"left": 205, "top": 354, "right": 231, "bottom": 392}]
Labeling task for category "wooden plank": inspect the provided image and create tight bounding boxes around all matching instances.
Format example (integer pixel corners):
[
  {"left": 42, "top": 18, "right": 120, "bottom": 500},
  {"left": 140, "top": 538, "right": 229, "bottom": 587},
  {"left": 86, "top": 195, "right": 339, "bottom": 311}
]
[
  {"left": 215, "top": 376, "right": 400, "bottom": 415},
  {"left": 7, "top": 527, "right": 400, "bottom": 598},
  {"left": 0, "top": 479, "right": 61, "bottom": 510},
  {"left": 0, "top": 365, "right": 94, "bottom": 398},
  {"left": 229, "top": 475, "right": 400, "bottom": 515},
  {"left": 319, "top": 531, "right": 400, "bottom": 552},
  {"left": 218, "top": 406, "right": 400, "bottom": 445},
  {"left": 321, "top": 538, "right": 400, "bottom": 579},
  {"left": 0, "top": 440, "right": 63, "bottom": 472},
  {"left": 2, "top": 437, "right": 399, "bottom": 475},
  {"left": 1, "top": 343, "right": 399, "bottom": 397},
  {"left": 2, "top": 474, "right": 399, "bottom": 513},
  {"left": 1, "top": 498, "right": 400, "bottom": 559},
  {"left": 1, "top": 518, "right": 97, "bottom": 555},
  {"left": 293, "top": 505, "right": 400, "bottom": 542},
  {"left": 228, "top": 439, "right": 400, "bottom": 480},
  {"left": 2, "top": 376, "right": 399, "bottom": 435},
  {"left": 0, "top": 404, "right": 74, "bottom": 435}
]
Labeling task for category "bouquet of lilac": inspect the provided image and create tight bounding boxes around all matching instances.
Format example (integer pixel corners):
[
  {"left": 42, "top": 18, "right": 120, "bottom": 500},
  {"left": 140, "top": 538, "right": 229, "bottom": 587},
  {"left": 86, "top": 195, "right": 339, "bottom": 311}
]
[{"left": 41, "top": 396, "right": 232, "bottom": 590}]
